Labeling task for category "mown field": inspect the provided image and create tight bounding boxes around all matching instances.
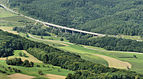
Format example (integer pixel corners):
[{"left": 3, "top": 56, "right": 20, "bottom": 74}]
[
  {"left": 0, "top": 73, "right": 10, "bottom": 79},
  {"left": 59, "top": 45, "right": 143, "bottom": 74}
]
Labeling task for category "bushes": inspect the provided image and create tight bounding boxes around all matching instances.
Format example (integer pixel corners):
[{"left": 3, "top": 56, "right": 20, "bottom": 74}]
[
  {"left": 38, "top": 70, "right": 44, "bottom": 75},
  {"left": 13, "top": 25, "right": 51, "bottom": 36},
  {"left": 6, "top": 58, "right": 34, "bottom": 67}
]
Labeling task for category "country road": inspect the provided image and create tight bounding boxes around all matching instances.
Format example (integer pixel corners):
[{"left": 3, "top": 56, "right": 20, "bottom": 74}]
[{"left": 0, "top": 4, "right": 105, "bottom": 37}]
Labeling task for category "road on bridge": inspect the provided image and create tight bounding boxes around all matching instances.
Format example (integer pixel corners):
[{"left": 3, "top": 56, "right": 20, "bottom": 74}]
[{"left": 0, "top": 4, "right": 105, "bottom": 36}]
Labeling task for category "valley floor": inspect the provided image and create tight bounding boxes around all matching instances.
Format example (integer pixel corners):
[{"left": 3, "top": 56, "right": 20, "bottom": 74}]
[{"left": 1, "top": 26, "right": 143, "bottom": 74}]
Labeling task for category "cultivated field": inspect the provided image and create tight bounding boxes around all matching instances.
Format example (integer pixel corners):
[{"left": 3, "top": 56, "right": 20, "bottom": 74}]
[
  {"left": 0, "top": 73, "right": 10, "bottom": 79},
  {"left": 95, "top": 54, "right": 131, "bottom": 69},
  {"left": 59, "top": 45, "right": 132, "bottom": 69},
  {"left": 57, "top": 44, "right": 143, "bottom": 74},
  {"left": 8, "top": 73, "right": 35, "bottom": 79},
  {"left": 83, "top": 45, "right": 143, "bottom": 73},
  {"left": 46, "top": 74, "right": 66, "bottom": 79}
]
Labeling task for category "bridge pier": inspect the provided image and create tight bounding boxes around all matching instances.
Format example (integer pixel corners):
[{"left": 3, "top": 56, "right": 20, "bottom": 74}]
[
  {"left": 58, "top": 28, "right": 62, "bottom": 35},
  {"left": 72, "top": 31, "right": 74, "bottom": 35},
  {"left": 64, "top": 29, "right": 67, "bottom": 34},
  {"left": 51, "top": 27, "right": 55, "bottom": 33}
]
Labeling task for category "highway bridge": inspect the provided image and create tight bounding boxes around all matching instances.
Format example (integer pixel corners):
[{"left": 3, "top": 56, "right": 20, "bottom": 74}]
[{"left": 0, "top": 4, "right": 105, "bottom": 36}]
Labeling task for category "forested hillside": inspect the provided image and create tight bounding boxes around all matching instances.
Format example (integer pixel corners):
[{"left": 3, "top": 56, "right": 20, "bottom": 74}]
[
  {"left": 8, "top": 0, "right": 143, "bottom": 36},
  {"left": 0, "top": 30, "right": 143, "bottom": 78}
]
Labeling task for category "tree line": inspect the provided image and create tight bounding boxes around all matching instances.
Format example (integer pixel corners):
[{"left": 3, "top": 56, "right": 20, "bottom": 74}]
[
  {"left": 13, "top": 24, "right": 51, "bottom": 36},
  {"left": 6, "top": 58, "right": 34, "bottom": 67}
]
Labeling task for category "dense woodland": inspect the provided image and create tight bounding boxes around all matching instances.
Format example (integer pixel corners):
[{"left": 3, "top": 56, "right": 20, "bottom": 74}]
[
  {"left": 9, "top": 0, "right": 143, "bottom": 36},
  {"left": 0, "top": 30, "right": 143, "bottom": 78}
]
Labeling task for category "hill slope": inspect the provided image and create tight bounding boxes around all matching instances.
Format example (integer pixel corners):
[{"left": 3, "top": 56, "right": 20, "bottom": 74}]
[{"left": 7, "top": 0, "right": 143, "bottom": 36}]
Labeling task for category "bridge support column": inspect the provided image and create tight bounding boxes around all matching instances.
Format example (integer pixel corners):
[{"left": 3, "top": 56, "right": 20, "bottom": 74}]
[
  {"left": 79, "top": 32, "right": 82, "bottom": 35},
  {"left": 72, "top": 31, "right": 75, "bottom": 35},
  {"left": 51, "top": 27, "right": 55, "bottom": 33},
  {"left": 58, "top": 28, "right": 62, "bottom": 35},
  {"left": 64, "top": 29, "right": 67, "bottom": 34}
]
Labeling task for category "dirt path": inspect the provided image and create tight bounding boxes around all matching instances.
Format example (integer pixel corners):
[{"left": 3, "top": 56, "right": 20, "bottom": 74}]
[
  {"left": 95, "top": 54, "right": 132, "bottom": 69},
  {"left": 8, "top": 73, "right": 35, "bottom": 79},
  {"left": 46, "top": 74, "right": 66, "bottom": 79}
]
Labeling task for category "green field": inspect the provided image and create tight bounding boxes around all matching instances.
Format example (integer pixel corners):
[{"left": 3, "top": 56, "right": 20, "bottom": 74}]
[
  {"left": 58, "top": 44, "right": 143, "bottom": 74},
  {"left": 0, "top": 7, "right": 34, "bottom": 27},
  {"left": 0, "top": 50, "right": 73, "bottom": 79},
  {"left": 0, "top": 8, "right": 15, "bottom": 18},
  {"left": 0, "top": 73, "right": 10, "bottom": 79}
]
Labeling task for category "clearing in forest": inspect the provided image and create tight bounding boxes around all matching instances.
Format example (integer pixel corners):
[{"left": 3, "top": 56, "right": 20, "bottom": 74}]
[{"left": 95, "top": 54, "right": 132, "bottom": 69}]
